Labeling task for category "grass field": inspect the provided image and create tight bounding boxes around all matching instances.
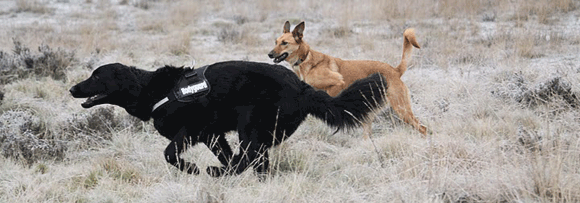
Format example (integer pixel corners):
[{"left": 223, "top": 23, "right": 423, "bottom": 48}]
[{"left": 1, "top": 0, "right": 579, "bottom": 202}]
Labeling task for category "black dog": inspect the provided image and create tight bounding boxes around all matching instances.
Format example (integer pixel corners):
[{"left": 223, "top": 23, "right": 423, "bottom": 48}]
[{"left": 70, "top": 61, "right": 386, "bottom": 176}]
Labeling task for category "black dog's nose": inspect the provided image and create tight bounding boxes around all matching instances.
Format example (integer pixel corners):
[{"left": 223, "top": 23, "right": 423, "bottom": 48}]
[{"left": 69, "top": 86, "right": 77, "bottom": 95}]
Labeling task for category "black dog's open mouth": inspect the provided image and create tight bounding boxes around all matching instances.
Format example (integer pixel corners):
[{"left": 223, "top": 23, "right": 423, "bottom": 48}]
[
  {"left": 273, "top": 53, "right": 288, "bottom": 63},
  {"left": 81, "top": 94, "right": 108, "bottom": 108}
]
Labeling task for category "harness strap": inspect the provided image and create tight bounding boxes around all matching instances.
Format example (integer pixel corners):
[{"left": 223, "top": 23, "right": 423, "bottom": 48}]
[{"left": 152, "top": 97, "right": 169, "bottom": 112}]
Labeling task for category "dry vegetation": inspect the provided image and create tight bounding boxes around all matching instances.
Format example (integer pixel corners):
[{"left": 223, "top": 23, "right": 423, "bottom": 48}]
[{"left": 1, "top": 0, "right": 579, "bottom": 202}]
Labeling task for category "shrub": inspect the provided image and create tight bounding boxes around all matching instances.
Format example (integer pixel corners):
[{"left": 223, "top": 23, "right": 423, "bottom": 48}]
[
  {"left": 0, "top": 40, "right": 76, "bottom": 84},
  {"left": 518, "top": 77, "right": 579, "bottom": 107},
  {"left": 65, "top": 107, "right": 119, "bottom": 141},
  {"left": 492, "top": 73, "right": 579, "bottom": 108},
  {"left": 65, "top": 106, "right": 147, "bottom": 142},
  {"left": 0, "top": 110, "right": 66, "bottom": 165}
]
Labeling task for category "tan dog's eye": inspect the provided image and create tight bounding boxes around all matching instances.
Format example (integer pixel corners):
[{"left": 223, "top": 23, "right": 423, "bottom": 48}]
[{"left": 281, "top": 41, "right": 288, "bottom": 45}]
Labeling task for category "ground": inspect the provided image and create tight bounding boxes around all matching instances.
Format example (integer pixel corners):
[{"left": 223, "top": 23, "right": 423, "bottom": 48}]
[{"left": 0, "top": 0, "right": 579, "bottom": 202}]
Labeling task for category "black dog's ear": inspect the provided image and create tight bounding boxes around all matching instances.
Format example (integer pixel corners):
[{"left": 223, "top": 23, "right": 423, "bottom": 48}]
[
  {"left": 283, "top": 21, "right": 290, "bottom": 33},
  {"left": 292, "top": 21, "right": 304, "bottom": 42}
]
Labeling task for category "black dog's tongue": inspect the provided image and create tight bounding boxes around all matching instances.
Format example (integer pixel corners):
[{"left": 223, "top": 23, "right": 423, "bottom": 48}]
[
  {"left": 81, "top": 94, "right": 106, "bottom": 108},
  {"left": 81, "top": 97, "right": 95, "bottom": 108}
]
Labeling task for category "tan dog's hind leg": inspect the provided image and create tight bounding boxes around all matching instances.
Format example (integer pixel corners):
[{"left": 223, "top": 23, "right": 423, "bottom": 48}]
[
  {"left": 326, "top": 85, "right": 344, "bottom": 97},
  {"left": 386, "top": 80, "right": 427, "bottom": 135},
  {"left": 308, "top": 68, "right": 345, "bottom": 96}
]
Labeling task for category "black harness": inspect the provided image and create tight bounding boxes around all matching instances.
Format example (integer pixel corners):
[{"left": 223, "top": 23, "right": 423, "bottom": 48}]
[{"left": 151, "top": 65, "right": 211, "bottom": 113}]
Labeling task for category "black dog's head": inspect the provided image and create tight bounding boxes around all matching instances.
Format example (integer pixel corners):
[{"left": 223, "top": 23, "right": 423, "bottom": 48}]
[{"left": 70, "top": 63, "right": 144, "bottom": 109}]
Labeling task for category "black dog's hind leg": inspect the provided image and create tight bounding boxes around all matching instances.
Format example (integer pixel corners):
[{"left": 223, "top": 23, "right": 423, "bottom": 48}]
[
  {"left": 229, "top": 107, "right": 273, "bottom": 175},
  {"left": 205, "top": 135, "right": 270, "bottom": 177},
  {"left": 229, "top": 140, "right": 270, "bottom": 175},
  {"left": 208, "top": 106, "right": 275, "bottom": 176},
  {"left": 230, "top": 119, "right": 272, "bottom": 175},
  {"left": 164, "top": 127, "right": 200, "bottom": 174},
  {"left": 203, "top": 134, "right": 235, "bottom": 177}
]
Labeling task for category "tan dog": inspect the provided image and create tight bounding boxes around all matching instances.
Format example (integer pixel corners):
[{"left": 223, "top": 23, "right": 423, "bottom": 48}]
[{"left": 268, "top": 21, "right": 427, "bottom": 137}]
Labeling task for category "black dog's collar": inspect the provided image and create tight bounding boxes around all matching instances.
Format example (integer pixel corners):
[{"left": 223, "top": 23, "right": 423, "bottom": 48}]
[{"left": 152, "top": 65, "right": 210, "bottom": 113}]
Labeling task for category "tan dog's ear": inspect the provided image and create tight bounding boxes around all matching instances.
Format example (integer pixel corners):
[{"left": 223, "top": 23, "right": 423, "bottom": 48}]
[
  {"left": 283, "top": 21, "right": 291, "bottom": 33},
  {"left": 292, "top": 21, "right": 305, "bottom": 42}
]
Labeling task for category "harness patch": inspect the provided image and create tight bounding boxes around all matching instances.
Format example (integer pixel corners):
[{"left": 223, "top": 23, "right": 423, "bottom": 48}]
[
  {"left": 173, "top": 66, "right": 210, "bottom": 103},
  {"left": 152, "top": 65, "right": 211, "bottom": 113},
  {"left": 177, "top": 80, "right": 209, "bottom": 98}
]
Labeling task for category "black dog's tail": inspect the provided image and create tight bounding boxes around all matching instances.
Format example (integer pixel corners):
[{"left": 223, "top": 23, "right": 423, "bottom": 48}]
[{"left": 304, "top": 73, "right": 387, "bottom": 131}]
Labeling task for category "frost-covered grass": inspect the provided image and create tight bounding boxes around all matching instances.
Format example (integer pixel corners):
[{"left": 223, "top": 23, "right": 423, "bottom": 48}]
[{"left": 1, "top": 0, "right": 579, "bottom": 202}]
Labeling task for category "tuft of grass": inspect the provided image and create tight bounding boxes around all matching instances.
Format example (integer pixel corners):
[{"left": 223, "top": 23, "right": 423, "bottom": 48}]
[
  {"left": 270, "top": 146, "right": 309, "bottom": 174},
  {"left": 217, "top": 24, "right": 241, "bottom": 44},
  {"left": 437, "top": 0, "right": 485, "bottom": 19},
  {"left": 130, "top": 0, "right": 150, "bottom": 10},
  {"left": 82, "top": 170, "right": 101, "bottom": 189},
  {"left": 167, "top": 32, "right": 191, "bottom": 56},
  {"left": 514, "top": 0, "right": 577, "bottom": 24},
  {"left": 139, "top": 18, "right": 166, "bottom": 33},
  {"left": 35, "top": 163, "right": 48, "bottom": 174},
  {"left": 71, "top": 159, "right": 141, "bottom": 190},
  {"left": 15, "top": 0, "right": 52, "bottom": 14},
  {"left": 1, "top": 0, "right": 580, "bottom": 202},
  {"left": 214, "top": 21, "right": 261, "bottom": 46},
  {"left": 169, "top": 0, "right": 200, "bottom": 27},
  {"left": 329, "top": 26, "right": 352, "bottom": 38},
  {"left": 516, "top": 33, "right": 543, "bottom": 59},
  {"left": 240, "top": 25, "right": 261, "bottom": 46},
  {"left": 99, "top": 158, "right": 141, "bottom": 184}
]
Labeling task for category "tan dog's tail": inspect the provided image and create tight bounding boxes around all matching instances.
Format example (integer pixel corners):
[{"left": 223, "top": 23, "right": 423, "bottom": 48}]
[{"left": 396, "top": 28, "right": 420, "bottom": 77}]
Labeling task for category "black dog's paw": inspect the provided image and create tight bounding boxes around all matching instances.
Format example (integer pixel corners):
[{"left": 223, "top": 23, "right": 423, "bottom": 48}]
[{"left": 207, "top": 166, "right": 228, "bottom": 177}]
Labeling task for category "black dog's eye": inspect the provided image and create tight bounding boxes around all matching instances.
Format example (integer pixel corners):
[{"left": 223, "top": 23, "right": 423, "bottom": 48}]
[
  {"left": 93, "top": 76, "right": 100, "bottom": 80},
  {"left": 281, "top": 41, "right": 288, "bottom": 45}
]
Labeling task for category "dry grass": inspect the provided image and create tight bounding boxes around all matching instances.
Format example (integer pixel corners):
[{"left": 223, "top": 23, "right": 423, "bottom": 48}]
[
  {"left": 0, "top": 0, "right": 579, "bottom": 202},
  {"left": 15, "top": 0, "right": 52, "bottom": 14}
]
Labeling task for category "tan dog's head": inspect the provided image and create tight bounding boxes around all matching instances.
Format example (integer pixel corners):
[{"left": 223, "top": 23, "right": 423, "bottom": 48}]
[{"left": 268, "top": 21, "right": 306, "bottom": 65}]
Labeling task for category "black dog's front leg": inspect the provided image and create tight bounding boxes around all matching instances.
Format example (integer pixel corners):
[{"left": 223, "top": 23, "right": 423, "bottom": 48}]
[{"left": 164, "top": 127, "right": 200, "bottom": 174}]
